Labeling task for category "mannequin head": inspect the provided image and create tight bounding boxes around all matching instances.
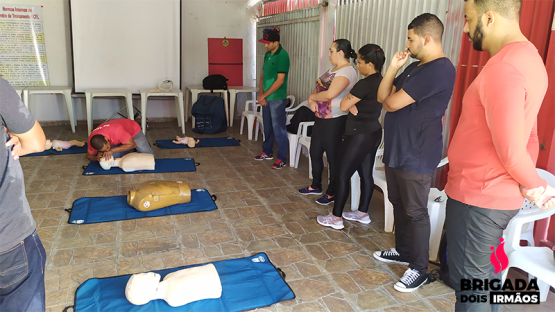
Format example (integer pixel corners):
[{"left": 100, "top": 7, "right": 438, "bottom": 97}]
[
  {"left": 125, "top": 272, "right": 161, "bottom": 305},
  {"left": 99, "top": 156, "right": 115, "bottom": 170},
  {"left": 187, "top": 138, "right": 198, "bottom": 148}
]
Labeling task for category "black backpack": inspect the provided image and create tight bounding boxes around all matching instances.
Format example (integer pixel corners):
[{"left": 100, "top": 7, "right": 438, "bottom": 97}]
[
  {"left": 191, "top": 95, "right": 227, "bottom": 134},
  {"left": 286, "top": 106, "right": 315, "bottom": 136},
  {"left": 203, "top": 74, "right": 228, "bottom": 92}
]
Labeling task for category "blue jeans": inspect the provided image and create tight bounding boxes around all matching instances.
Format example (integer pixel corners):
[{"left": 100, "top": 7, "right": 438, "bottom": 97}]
[
  {"left": 112, "top": 131, "right": 154, "bottom": 158},
  {"left": 262, "top": 99, "right": 288, "bottom": 163},
  {"left": 0, "top": 229, "right": 46, "bottom": 312}
]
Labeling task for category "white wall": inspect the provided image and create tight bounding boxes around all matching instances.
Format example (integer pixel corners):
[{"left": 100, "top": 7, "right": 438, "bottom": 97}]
[{"left": 12, "top": 0, "right": 256, "bottom": 122}]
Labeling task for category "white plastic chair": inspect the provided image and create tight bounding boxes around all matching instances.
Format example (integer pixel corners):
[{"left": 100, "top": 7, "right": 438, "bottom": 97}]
[
  {"left": 502, "top": 170, "right": 555, "bottom": 302},
  {"left": 254, "top": 104, "right": 264, "bottom": 141},
  {"left": 294, "top": 121, "right": 315, "bottom": 174},
  {"left": 427, "top": 156, "right": 449, "bottom": 261},
  {"left": 286, "top": 100, "right": 309, "bottom": 167},
  {"left": 240, "top": 95, "right": 294, "bottom": 141},
  {"left": 240, "top": 100, "right": 261, "bottom": 140}
]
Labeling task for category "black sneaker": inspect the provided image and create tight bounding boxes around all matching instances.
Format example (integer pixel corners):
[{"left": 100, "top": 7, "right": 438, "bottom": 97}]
[
  {"left": 394, "top": 268, "right": 428, "bottom": 292},
  {"left": 373, "top": 248, "right": 409, "bottom": 265},
  {"left": 316, "top": 194, "right": 334, "bottom": 205},
  {"left": 298, "top": 186, "right": 323, "bottom": 195}
]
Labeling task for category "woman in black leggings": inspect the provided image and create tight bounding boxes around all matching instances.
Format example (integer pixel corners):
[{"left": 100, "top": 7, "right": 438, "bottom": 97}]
[
  {"left": 317, "top": 44, "right": 386, "bottom": 230},
  {"left": 298, "top": 39, "right": 358, "bottom": 206}
]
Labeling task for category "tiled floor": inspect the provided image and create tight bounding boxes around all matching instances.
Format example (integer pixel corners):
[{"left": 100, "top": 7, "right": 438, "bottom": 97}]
[{"left": 21, "top": 118, "right": 554, "bottom": 312}]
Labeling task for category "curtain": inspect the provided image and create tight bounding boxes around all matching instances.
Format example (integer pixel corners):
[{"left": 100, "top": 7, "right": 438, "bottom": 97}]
[
  {"left": 442, "top": 0, "right": 555, "bottom": 188},
  {"left": 538, "top": 11, "right": 555, "bottom": 246}
]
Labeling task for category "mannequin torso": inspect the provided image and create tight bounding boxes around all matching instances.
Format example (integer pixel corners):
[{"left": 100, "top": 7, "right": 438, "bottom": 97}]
[
  {"left": 99, "top": 152, "right": 155, "bottom": 172},
  {"left": 125, "top": 264, "right": 222, "bottom": 307}
]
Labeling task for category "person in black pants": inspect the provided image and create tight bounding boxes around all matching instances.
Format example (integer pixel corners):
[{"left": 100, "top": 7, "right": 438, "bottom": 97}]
[
  {"left": 298, "top": 39, "right": 358, "bottom": 206},
  {"left": 373, "top": 13, "right": 456, "bottom": 293},
  {"left": 317, "top": 44, "right": 385, "bottom": 230}
]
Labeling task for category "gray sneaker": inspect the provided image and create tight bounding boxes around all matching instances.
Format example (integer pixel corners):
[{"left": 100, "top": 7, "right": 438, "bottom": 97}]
[
  {"left": 317, "top": 213, "right": 344, "bottom": 230},
  {"left": 342, "top": 210, "right": 371, "bottom": 224}
]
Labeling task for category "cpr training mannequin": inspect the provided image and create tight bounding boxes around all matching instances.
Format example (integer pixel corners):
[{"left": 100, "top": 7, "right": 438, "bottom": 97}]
[
  {"left": 127, "top": 180, "right": 191, "bottom": 211},
  {"left": 45, "top": 139, "right": 85, "bottom": 151},
  {"left": 125, "top": 263, "right": 222, "bottom": 307},
  {"left": 173, "top": 136, "right": 200, "bottom": 148},
  {"left": 99, "top": 152, "right": 155, "bottom": 172}
]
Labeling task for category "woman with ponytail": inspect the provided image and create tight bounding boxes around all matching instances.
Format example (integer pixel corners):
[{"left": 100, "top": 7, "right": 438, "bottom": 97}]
[
  {"left": 298, "top": 39, "right": 358, "bottom": 206},
  {"left": 316, "top": 44, "right": 386, "bottom": 229}
]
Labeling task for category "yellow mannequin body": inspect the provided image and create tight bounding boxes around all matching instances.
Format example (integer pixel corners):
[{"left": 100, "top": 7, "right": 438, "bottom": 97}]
[{"left": 128, "top": 180, "right": 191, "bottom": 211}]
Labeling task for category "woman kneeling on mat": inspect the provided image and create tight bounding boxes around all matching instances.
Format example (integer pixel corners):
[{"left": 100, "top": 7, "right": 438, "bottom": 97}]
[{"left": 317, "top": 44, "right": 386, "bottom": 230}]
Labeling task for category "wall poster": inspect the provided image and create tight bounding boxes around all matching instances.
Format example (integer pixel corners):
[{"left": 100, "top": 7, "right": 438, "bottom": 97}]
[{"left": 0, "top": 3, "right": 49, "bottom": 86}]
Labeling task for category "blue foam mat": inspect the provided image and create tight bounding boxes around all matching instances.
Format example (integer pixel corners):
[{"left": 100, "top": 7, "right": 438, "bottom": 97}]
[
  {"left": 24, "top": 144, "right": 88, "bottom": 156},
  {"left": 67, "top": 189, "right": 217, "bottom": 224},
  {"left": 155, "top": 137, "right": 240, "bottom": 149},
  {"left": 69, "top": 253, "right": 295, "bottom": 312},
  {"left": 83, "top": 158, "right": 197, "bottom": 175}
]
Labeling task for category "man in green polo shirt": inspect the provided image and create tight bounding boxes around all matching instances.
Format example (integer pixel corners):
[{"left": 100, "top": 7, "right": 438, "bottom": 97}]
[{"left": 253, "top": 27, "right": 290, "bottom": 170}]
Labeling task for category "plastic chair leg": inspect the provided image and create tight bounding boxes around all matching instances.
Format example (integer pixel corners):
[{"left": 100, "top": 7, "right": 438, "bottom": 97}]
[
  {"left": 384, "top": 193, "right": 394, "bottom": 233},
  {"left": 295, "top": 142, "right": 303, "bottom": 169},
  {"left": 350, "top": 172, "right": 360, "bottom": 211},
  {"left": 288, "top": 134, "right": 298, "bottom": 167},
  {"left": 62, "top": 90, "right": 76, "bottom": 133},
  {"left": 247, "top": 116, "right": 255, "bottom": 141}
]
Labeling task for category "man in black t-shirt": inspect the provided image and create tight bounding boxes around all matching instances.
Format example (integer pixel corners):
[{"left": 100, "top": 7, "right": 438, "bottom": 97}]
[{"left": 373, "top": 13, "right": 456, "bottom": 293}]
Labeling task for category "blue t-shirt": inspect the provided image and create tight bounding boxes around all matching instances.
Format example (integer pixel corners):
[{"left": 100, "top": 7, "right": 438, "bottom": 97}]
[{"left": 383, "top": 57, "right": 456, "bottom": 174}]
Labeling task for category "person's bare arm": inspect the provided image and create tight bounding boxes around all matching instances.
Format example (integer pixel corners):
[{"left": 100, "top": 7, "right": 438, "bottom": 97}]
[
  {"left": 257, "top": 72, "right": 267, "bottom": 106},
  {"left": 86, "top": 152, "right": 98, "bottom": 162},
  {"left": 308, "top": 76, "right": 350, "bottom": 102},
  {"left": 382, "top": 89, "right": 416, "bottom": 112},
  {"left": 378, "top": 50, "right": 411, "bottom": 110},
  {"left": 340, "top": 93, "right": 361, "bottom": 112},
  {"left": 309, "top": 87, "right": 318, "bottom": 112},
  {"left": 5, "top": 120, "right": 45, "bottom": 158}
]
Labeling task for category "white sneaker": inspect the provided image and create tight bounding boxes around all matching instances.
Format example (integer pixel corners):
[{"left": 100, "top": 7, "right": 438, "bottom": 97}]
[{"left": 342, "top": 210, "right": 371, "bottom": 224}]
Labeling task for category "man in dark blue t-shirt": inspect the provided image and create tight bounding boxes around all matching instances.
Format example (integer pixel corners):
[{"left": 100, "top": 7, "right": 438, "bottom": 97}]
[{"left": 373, "top": 13, "right": 456, "bottom": 293}]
